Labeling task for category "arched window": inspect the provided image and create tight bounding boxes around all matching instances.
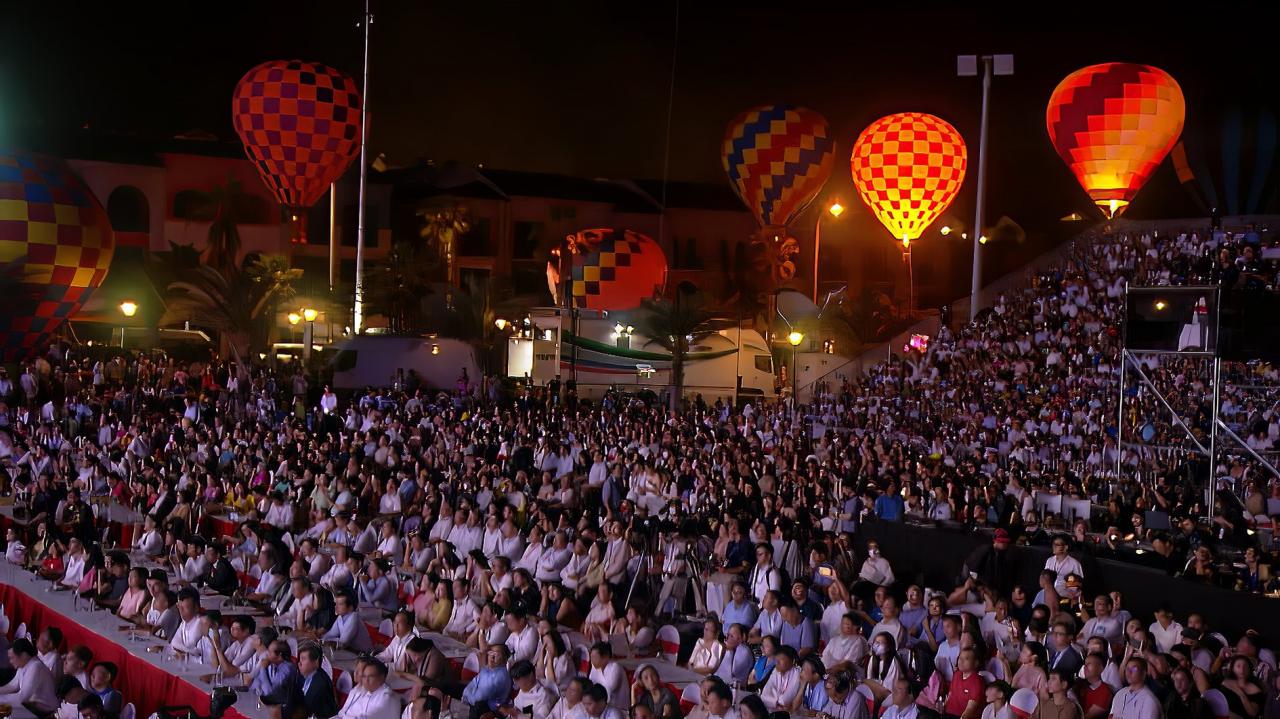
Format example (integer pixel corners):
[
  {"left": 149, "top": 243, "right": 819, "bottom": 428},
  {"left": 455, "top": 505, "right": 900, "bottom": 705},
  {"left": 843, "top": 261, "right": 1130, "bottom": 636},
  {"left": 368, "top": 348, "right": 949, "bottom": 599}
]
[{"left": 106, "top": 186, "right": 149, "bottom": 232}]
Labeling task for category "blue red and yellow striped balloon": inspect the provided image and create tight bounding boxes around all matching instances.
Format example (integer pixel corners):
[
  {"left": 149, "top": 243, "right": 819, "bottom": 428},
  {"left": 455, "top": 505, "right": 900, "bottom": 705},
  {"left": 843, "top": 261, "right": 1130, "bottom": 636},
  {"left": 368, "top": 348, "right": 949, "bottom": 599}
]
[
  {"left": 0, "top": 151, "right": 114, "bottom": 361},
  {"left": 722, "top": 105, "right": 836, "bottom": 230},
  {"left": 1046, "top": 62, "right": 1185, "bottom": 219},
  {"left": 232, "top": 59, "right": 362, "bottom": 242},
  {"left": 570, "top": 228, "right": 668, "bottom": 311}
]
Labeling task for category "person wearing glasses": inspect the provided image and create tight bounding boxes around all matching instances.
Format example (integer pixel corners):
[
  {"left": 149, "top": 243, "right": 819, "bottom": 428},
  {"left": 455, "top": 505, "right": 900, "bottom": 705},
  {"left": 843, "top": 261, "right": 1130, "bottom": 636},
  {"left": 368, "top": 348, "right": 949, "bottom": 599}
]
[
  {"left": 1044, "top": 539, "right": 1082, "bottom": 595},
  {"left": 460, "top": 644, "right": 513, "bottom": 719},
  {"left": 1107, "top": 657, "right": 1159, "bottom": 719}
]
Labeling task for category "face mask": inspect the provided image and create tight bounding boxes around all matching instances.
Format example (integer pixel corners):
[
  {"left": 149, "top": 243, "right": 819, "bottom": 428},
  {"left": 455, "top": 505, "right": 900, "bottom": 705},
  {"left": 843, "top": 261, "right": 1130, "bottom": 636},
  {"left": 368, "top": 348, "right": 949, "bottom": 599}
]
[
  {"left": 872, "top": 644, "right": 886, "bottom": 657},
  {"left": 869, "top": 549, "right": 880, "bottom": 558}
]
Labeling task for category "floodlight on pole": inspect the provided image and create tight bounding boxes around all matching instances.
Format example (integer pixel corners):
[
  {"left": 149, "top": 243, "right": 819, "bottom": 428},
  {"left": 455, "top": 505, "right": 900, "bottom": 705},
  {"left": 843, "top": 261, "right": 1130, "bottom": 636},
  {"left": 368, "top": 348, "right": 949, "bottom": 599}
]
[{"left": 958, "top": 53, "right": 1013, "bottom": 322}]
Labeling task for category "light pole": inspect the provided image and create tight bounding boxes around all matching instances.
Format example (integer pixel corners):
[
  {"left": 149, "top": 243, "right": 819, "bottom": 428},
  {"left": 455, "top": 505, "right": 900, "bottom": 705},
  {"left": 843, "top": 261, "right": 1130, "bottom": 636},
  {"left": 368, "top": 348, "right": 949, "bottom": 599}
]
[
  {"left": 787, "top": 330, "right": 804, "bottom": 420},
  {"left": 812, "top": 200, "right": 846, "bottom": 303},
  {"left": 119, "top": 300, "right": 138, "bottom": 348},
  {"left": 958, "top": 53, "right": 1013, "bottom": 322},
  {"left": 301, "top": 308, "right": 318, "bottom": 363}
]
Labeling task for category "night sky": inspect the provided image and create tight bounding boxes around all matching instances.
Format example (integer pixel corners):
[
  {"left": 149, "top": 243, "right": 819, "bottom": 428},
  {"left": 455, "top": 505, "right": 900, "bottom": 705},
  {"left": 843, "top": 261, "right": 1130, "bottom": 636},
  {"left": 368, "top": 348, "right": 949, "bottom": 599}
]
[{"left": 3, "top": 2, "right": 1276, "bottom": 245}]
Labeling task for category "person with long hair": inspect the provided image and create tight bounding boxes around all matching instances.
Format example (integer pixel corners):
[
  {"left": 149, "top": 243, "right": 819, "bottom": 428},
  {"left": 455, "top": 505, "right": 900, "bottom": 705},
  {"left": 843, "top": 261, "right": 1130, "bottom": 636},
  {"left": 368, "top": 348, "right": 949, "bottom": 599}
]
[
  {"left": 864, "top": 631, "right": 907, "bottom": 704},
  {"left": 688, "top": 619, "right": 725, "bottom": 675},
  {"left": 1002, "top": 640, "right": 1048, "bottom": 696}
]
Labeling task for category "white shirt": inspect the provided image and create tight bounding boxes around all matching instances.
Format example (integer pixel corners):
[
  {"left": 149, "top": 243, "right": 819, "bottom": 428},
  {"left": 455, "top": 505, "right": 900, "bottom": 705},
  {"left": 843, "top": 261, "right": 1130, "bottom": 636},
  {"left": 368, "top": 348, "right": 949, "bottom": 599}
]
[
  {"left": 446, "top": 600, "right": 478, "bottom": 636},
  {"left": 689, "top": 640, "right": 724, "bottom": 672},
  {"left": 589, "top": 662, "right": 629, "bottom": 712},
  {"left": 338, "top": 683, "right": 401, "bottom": 719},
  {"left": 760, "top": 665, "right": 802, "bottom": 711},
  {"left": 882, "top": 703, "right": 920, "bottom": 719},
  {"left": 1109, "top": 685, "right": 1160, "bottom": 719},
  {"left": 860, "top": 556, "right": 896, "bottom": 586},
  {"left": 506, "top": 625, "right": 539, "bottom": 664},
  {"left": 1044, "top": 554, "right": 1083, "bottom": 592},
  {"left": 38, "top": 651, "right": 62, "bottom": 682},
  {"left": 61, "top": 553, "right": 87, "bottom": 588},
  {"left": 378, "top": 632, "right": 413, "bottom": 667},
  {"left": 0, "top": 658, "right": 59, "bottom": 713},
  {"left": 135, "top": 529, "right": 164, "bottom": 556},
  {"left": 1148, "top": 620, "right": 1184, "bottom": 654},
  {"left": 823, "top": 633, "right": 868, "bottom": 668},
  {"left": 171, "top": 616, "right": 204, "bottom": 654},
  {"left": 514, "top": 682, "right": 556, "bottom": 719},
  {"left": 750, "top": 563, "right": 781, "bottom": 603},
  {"left": 550, "top": 697, "right": 587, "bottom": 719}
]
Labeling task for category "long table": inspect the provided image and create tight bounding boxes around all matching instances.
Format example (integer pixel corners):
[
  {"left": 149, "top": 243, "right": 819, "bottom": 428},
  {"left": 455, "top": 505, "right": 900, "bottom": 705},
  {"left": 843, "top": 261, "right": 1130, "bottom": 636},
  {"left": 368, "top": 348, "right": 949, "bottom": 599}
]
[{"left": 0, "top": 562, "right": 261, "bottom": 719}]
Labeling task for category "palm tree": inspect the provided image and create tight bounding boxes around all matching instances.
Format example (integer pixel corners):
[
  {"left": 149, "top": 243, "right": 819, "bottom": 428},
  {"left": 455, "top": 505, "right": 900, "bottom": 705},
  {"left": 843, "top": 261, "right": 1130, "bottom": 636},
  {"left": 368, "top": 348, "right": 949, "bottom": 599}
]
[
  {"left": 162, "top": 255, "right": 301, "bottom": 365},
  {"left": 417, "top": 204, "right": 471, "bottom": 303},
  {"left": 180, "top": 181, "right": 251, "bottom": 279},
  {"left": 635, "top": 289, "right": 720, "bottom": 412}
]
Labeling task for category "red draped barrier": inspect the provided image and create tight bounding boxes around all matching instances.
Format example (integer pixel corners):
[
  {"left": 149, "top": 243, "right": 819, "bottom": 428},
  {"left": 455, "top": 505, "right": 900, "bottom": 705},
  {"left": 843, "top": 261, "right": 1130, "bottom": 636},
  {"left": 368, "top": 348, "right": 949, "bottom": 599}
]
[{"left": 0, "top": 582, "right": 248, "bottom": 719}]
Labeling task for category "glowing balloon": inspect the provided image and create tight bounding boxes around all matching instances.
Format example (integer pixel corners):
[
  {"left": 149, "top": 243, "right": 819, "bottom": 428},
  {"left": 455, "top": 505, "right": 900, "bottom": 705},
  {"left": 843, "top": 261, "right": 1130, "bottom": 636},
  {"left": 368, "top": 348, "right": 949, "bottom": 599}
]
[
  {"left": 722, "top": 105, "right": 835, "bottom": 230},
  {"left": 569, "top": 228, "right": 668, "bottom": 311},
  {"left": 232, "top": 59, "right": 362, "bottom": 240},
  {"left": 1046, "top": 62, "right": 1185, "bottom": 219},
  {"left": 0, "top": 151, "right": 114, "bottom": 361},
  {"left": 850, "top": 112, "right": 968, "bottom": 245}
]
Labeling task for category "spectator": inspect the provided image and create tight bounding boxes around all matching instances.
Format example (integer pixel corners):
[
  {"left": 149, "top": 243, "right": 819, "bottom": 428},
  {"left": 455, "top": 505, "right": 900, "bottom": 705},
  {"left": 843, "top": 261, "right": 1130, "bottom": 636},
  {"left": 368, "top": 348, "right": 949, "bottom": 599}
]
[{"left": 0, "top": 638, "right": 59, "bottom": 714}]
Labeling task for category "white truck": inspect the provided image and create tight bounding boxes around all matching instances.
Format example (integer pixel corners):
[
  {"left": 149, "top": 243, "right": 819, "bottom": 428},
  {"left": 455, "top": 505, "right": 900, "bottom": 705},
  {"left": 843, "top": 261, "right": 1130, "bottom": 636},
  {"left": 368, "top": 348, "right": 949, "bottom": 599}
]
[
  {"left": 330, "top": 335, "right": 482, "bottom": 392},
  {"left": 505, "top": 309, "right": 776, "bottom": 403}
]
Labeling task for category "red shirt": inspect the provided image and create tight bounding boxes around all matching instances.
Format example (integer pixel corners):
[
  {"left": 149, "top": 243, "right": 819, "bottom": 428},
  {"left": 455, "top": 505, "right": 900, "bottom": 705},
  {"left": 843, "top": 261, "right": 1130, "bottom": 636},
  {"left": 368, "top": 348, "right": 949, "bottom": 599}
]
[
  {"left": 1080, "top": 680, "right": 1113, "bottom": 714},
  {"left": 944, "top": 671, "right": 987, "bottom": 717}
]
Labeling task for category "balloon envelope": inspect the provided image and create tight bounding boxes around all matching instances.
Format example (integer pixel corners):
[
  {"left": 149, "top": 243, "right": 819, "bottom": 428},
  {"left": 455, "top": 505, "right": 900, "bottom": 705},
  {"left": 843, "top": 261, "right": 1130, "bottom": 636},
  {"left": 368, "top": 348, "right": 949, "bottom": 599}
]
[
  {"left": 1046, "top": 62, "right": 1185, "bottom": 219},
  {"left": 232, "top": 60, "right": 362, "bottom": 213},
  {"left": 0, "top": 151, "right": 114, "bottom": 361},
  {"left": 722, "top": 105, "right": 835, "bottom": 230},
  {"left": 850, "top": 112, "right": 968, "bottom": 243},
  {"left": 1171, "top": 104, "right": 1280, "bottom": 215},
  {"left": 570, "top": 229, "right": 668, "bottom": 311}
]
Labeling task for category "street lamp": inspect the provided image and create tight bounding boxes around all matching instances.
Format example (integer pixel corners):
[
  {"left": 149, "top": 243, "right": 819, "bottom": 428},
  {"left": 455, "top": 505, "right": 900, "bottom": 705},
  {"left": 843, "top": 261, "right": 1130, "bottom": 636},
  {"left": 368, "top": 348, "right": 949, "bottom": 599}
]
[
  {"left": 118, "top": 300, "right": 137, "bottom": 348},
  {"left": 494, "top": 318, "right": 508, "bottom": 331},
  {"left": 787, "top": 330, "right": 804, "bottom": 419},
  {"left": 812, "top": 200, "right": 846, "bottom": 303},
  {"left": 300, "top": 307, "right": 318, "bottom": 363},
  {"left": 287, "top": 312, "right": 301, "bottom": 326},
  {"left": 958, "top": 53, "right": 1014, "bottom": 321}
]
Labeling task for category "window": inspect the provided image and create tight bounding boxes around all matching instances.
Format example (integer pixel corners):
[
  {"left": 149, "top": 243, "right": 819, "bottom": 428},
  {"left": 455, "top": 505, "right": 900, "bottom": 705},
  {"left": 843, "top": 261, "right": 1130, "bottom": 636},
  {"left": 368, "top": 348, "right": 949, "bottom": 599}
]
[
  {"left": 512, "top": 266, "right": 549, "bottom": 298},
  {"left": 458, "top": 217, "right": 493, "bottom": 256},
  {"left": 754, "top": 355, "right": 772, "bottom": 373},
  {"left": 513, "top": 221, "right": 545, "bottom": 259},
  {"left": 107, "top": 186, "right": 149, "bottom": 232}
]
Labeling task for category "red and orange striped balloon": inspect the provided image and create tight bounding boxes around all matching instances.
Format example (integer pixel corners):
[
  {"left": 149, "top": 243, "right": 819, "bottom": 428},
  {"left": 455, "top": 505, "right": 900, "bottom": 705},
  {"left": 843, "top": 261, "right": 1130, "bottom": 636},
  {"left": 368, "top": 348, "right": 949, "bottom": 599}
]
[{"left": 1046, "top": 62, "right": 1185, "bottom": 219}]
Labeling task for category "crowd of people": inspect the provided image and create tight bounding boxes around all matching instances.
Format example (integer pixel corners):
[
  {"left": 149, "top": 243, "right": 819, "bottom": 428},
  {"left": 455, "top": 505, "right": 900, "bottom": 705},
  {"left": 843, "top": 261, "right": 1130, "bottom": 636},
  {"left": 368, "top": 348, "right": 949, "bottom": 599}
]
[{"left": 0, "top": 223, "right": 1276, "bottom": 719}]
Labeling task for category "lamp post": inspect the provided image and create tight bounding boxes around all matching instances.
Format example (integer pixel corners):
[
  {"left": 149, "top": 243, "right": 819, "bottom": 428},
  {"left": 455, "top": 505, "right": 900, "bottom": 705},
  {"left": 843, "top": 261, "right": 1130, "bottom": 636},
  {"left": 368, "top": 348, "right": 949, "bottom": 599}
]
[
  {"left": 301, "top": 308, "right": 318, "bottom": 363},
  {"left": 787, "top": 330, "right": 804, "bottom": 421},
  {"left": 812, "top": 200, "right": 845, "bottom": 304},
  {"left": 958, "top": 53, "right": 1014, "bottom": 322},
  {"left": 118, "top": 300, "right": 138, "bottom": 348}
]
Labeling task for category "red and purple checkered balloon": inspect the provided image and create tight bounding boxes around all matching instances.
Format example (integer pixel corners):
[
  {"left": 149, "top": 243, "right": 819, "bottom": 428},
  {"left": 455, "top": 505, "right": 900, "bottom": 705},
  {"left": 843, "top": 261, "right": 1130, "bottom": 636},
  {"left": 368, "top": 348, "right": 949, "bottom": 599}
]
[{"left": 232, "top": 60, "right": 362, "bottom": 227}]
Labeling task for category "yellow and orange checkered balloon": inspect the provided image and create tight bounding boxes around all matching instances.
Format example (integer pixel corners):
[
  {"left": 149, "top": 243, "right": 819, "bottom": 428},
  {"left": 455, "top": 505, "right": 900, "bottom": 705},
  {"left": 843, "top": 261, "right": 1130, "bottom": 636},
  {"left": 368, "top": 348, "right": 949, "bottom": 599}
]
[
  {"left": 850, "top": 112, "right": 968, "bottom": 244},
  {"left": 0, "top": 151, "right": 114, "bottom": 361},
  {"left": 1047, "top": 62, "right": 1185, "bottom": 219}
]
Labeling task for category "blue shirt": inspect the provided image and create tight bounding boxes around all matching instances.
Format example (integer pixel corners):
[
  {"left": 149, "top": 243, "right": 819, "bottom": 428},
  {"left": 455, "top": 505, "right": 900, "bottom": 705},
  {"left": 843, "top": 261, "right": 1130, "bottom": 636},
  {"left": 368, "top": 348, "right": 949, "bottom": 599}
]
[
  {"left": 803, "top": 681, "right": 830, "bottom": 712},
  {"left": 252, "top": 661, "right": 299, "bottom": 705},
  {"left": 721, "top": 600, "right": 758, "bottom": 631},
  {"left": 875, "top": 494, "right": 904, "bottom": 521},
  {"left": 779, "top": 617, "right": 818, "bottom": 653},
  {"left": 462, "top": 666, "right": 512, "bottom": 711}
]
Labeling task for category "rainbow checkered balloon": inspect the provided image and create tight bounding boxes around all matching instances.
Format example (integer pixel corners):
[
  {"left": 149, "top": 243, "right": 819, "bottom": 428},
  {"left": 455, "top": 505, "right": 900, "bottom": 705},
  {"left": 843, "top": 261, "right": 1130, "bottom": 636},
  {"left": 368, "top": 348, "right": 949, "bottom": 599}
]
[
  {"left": 850, "top": 112, "right": 968, "bottom": 243},
  {"left": 722, "top": 105, "right": 835, "bottom": 230},
  {"left": 1047, "top": 63, "right": 1185, "bottom": 219},
  {"left": 0, "top": 151, "right": 114, "bottom": 361}
]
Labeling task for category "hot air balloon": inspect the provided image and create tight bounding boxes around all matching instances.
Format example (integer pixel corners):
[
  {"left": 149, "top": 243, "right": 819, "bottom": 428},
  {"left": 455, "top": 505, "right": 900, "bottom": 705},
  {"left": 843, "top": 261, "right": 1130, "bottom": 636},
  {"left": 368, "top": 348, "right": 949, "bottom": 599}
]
[
  {"left": 232, "top": 59, "right": 363, "bottom": 242},
  {"left": 723, "top": 105, "right": 836, "bottom": 231},
  {"left": 0, "top": 151, "right": 114, "bottom": 361},
  {"left": 1046, "top": 62, "right": 1185, "bottom": 219},
  {"left": 723, "top": 104, "right": 835, "bottom": 303},
  {"left": 849, "top": 112, "right": 968, "bottom": 246},
  {"left": 566, "top": 228, "right": 668, "bottom": 311},
  {"left": 1171, "top": 104, "right": 1280, "bottom": 215}
]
